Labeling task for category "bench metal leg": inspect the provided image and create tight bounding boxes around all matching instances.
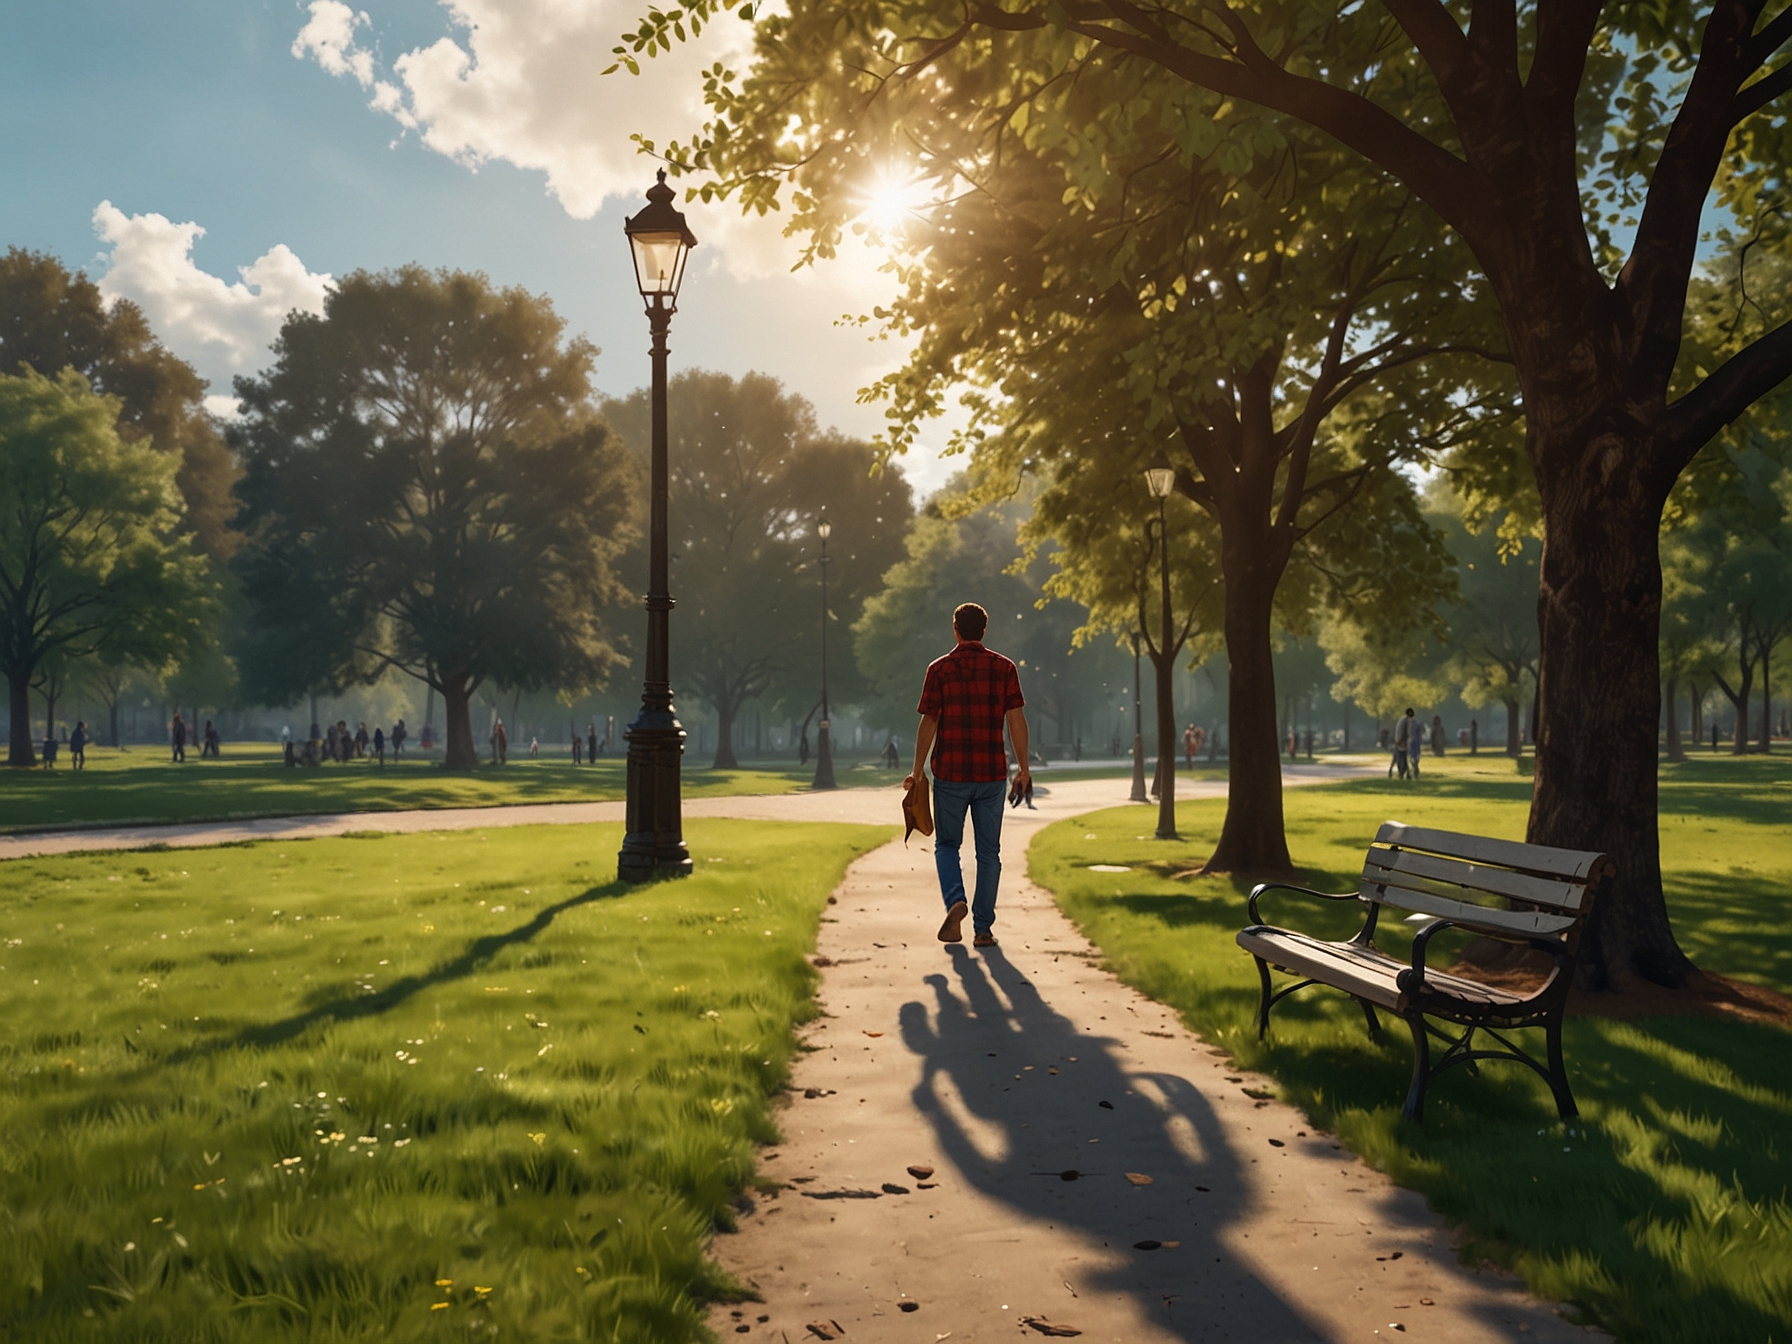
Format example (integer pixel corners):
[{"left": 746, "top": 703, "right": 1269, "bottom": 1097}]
[
  {"left": 1545, "top": 1018, "right": 1578, "bottom": 1121},
  {"left": 1253, "top": 956, "right": 1274, "bottom": 1039},
  {"left": 1401, "top": 1015, "right": 1430, "bottom": 1122},
  {"left": 1357, "top": 997, "right": 1383, "bottom": 1040}
]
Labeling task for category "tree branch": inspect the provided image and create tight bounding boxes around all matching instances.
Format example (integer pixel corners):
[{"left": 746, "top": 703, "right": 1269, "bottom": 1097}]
[{"left": 1663, "top": 317, "right": 1792, "bottom": 469}]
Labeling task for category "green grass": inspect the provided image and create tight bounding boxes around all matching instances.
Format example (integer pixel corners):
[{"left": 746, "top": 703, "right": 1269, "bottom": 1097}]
[
  {"left": 0, "top": 745, "right": 851, "bottom": 834},
  {"left": 0, "top": 818, "right": 891, "bottom": 1342},
  {"left": 1029, "top": 750, "right": 1792, "bottom": 1344}
]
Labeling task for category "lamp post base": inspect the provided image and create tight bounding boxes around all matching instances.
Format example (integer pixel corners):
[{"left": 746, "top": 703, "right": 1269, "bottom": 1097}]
[
  {"left": 617, "top": 709, "right": 692, "bottom": 882},
  {"left": 1129, "top": 732, "right": 1148, "bottom": 803},
  {"left": 813, "top": 723, "right": 837, "bottom": 790}
]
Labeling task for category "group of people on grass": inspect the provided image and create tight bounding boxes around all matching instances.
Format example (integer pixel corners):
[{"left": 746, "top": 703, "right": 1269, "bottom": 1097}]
[
  {"left": 1387, "top": 708, "right": 1445, "bottom": 780},
  {"left": 166, "top": 713, "right": 222, "bottom": 764},
  {"left": 567, "top": 721, "right": 612, "bottom": 765},
  {"left": 281, "top": 718, "right": 407, "bottom": 768}
]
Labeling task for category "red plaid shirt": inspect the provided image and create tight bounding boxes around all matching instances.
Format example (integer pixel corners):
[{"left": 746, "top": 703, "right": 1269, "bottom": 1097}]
[{"left": 917, "top": 642, "right": 1025, "bottom": 782}]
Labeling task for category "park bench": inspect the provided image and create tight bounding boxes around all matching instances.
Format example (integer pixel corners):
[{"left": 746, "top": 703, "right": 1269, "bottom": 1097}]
[{"left": 1236, "top": 821, "right": 1614, "bottom": 1121}]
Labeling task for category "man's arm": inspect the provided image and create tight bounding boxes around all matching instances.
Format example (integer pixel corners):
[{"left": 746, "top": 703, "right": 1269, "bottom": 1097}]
[
  {"left": 1007, "top": 707, "right": 1030, "bottom": 788},
  {"left": 907, "top": 715, "right": 938, "bottom": 786}
]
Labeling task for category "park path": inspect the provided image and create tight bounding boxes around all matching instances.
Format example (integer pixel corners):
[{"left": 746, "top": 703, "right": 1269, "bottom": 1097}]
[
  {"left": 0, "top": 761, "right": 1594, "bottom": 1340},
  {"left": 0, "top": 763, "right": 1365, "bottom": 860}
]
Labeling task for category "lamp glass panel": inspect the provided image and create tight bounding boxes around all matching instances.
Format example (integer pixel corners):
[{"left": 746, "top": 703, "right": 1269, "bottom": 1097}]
[
  {"left": 818, "top": 520, "right": 832, "bottom": 539},
  {"left": 631, "top": 232, "right": 688, "bottom": 296},
  {"left": 1144, "top": 466, "right": 1176, "bottom": 498}
]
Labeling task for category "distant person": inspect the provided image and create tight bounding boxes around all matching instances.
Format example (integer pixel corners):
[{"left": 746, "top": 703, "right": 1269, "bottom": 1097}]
[
  {"left": 338, "top": 722, "right": 352, "bottom": 761},
  {"left": 1469, "top": 719, "right": 1478, "bottom": 755},
  {"left": 1390, "top": 714, "right": 1409, "bottom": 779},
  {"left": 1402, "top": 707, "right": 1423, "bottom": 778},
  {"left": 355, "top": 721, "right": 370, "bottom": 758},
  {"left": 325, "top": 722, "right": 340, "bottom": 761},
  {"left": 41, "top": 732, "right": 58, "bottom": 769},
  {"left": 571, "top": 731, "right": 582, "bottom": 765},
  {"left": 391, "top": 719, "right": 406, "bottom": 758},
  {"left": 1183, "top": 722, "right": 1198, "bottom": 768},
  {"left": 587, "top": 723, "right": 598, "bottom": 763},
  {"left": 202, "top": 720, "right": 220, "bottom": 759},
  {"left": 171, "top": 712, "right": 187, "bottom": 763},
  {"left": 529, "top": 735, "right": 539, "bottom": 759},
  {"left": 373, "top": 725, "right": 386, "bottom": 765},
  {"left": 69, "top": 720, "right": 88, "bottom": 770},
  {"left": 906, "top": 601, "right": 1029, "bottom": 949},
  {"left": 498, "top": 720, "right": 508, "bottom": 764},
  {"left": 420, "top": 722, "right": 434, "bottom": 751}
]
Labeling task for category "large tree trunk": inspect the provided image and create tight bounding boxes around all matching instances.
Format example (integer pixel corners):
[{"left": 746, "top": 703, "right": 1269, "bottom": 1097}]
[
  {"left": 1760, "top": 644, "right": 1773, "bottom": 754},
  {"left": 1205, "top": 551, "right": 1289, "bottom": 874},
  {"left": 440, "top": 672, "right": 479, "bottom": 770},
  {"left": 1663, "top": 676, "right": 1683, "bottom": 761},
  {"left": 1713, "top": 656, "right": 1755, "bottom": 757},
  {"left": 7, "top": 673, "right": 36, "bottom": 767},
  {"left": 1529, "top": 469, "right": 1691, "bottom": 990},
  {"left": 712, "top": 696, "right": 740, "bottom": 770},
  {"left": 1688, "top": 678, "right": 1704, "bottom": 744}
]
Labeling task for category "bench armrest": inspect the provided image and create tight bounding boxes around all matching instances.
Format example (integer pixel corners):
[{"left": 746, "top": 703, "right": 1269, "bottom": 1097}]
[
  {"left": 1246, "top": 881, "right": 1359, "bottom": 926},
  {"left": 1396, "top": 918, "right": 1459, "bottom": 997}
]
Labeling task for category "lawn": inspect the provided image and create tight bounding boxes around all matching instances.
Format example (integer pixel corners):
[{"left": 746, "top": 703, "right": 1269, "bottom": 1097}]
[
  {"left": 1029, "top": 750, "right": 1792, "bottom": 1344},
  {"left": 0, "top": 817, "right": 891, "bottom": 1342},
  {"left": 0, "top": 745, "right": 850, "bottom": 834}
]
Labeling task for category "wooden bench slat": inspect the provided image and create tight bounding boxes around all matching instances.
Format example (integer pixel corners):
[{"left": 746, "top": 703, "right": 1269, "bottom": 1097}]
[
  {"left": 1238, "top": 927, "right": 1528, "bottom": 1009},
  {"left": 1373, "top": 821, "right": 1607, "bottom": 881},
  {"left": 1353, "top": 881, "right": 1580, "bottom": 936},
  {"left": 1364, "top": 847, "right": 1588, "bottom": 911}
]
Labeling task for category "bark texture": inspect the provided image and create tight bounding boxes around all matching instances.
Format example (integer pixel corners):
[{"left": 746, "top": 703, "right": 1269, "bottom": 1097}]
[
  {"left": 440, "top": 673, "right": 479, "bottom": 771},
  {"left": 7, "top": 675, "right": 35, "bottom": 767}
]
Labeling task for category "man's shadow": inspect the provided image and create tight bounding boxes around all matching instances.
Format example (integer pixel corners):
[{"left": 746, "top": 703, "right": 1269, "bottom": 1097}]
[{"left": 897, "top": 943, "right": 1330, "bottom": 1340}]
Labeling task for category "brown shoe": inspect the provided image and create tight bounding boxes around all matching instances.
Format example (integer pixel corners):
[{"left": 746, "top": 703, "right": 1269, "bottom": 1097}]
[
  {"left": 937, "top": 901, "right": 968, "bottom": 943},
  {"left": 973, "top": 931, "right": 997, "bottom": 948}
]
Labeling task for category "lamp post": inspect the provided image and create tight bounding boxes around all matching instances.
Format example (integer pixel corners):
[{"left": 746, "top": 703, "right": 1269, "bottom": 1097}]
[
  {"left": 1144, "top": 453, "right": 1179, "bottom": 841},
  {"left": 1129, "top": 633, "right": 1148, "bottom": 803},
  {"left": 813, "top": 517, "right": 837, "bottom": 790},
  {"left": 617, "top": 169, "right": 698, "bottom": 883}
]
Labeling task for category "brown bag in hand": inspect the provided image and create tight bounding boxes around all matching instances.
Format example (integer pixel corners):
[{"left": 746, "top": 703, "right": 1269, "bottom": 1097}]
[{"left": 902, "top": 775, "right": 933, "bottom": 844}]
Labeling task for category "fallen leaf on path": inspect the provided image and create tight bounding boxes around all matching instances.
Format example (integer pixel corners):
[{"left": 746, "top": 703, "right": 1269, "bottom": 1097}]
[
  {"left": 898, "top": 1301, "right": 919, "bottom": 1313},
  {"left": 1163, "top": 1240, "right": 1181, "bottom": 1248},
  {"left": 1419, "top": 1298, "right": 1435, "bottom": 1306},
  {"left": 804, "top": 1321, "right": 845, "bottom": 1340},
  {"left": 1133, "top": 1240, "right": 1162, "bottom": 1250},
  {"left": 881, "top": 1182, "right": 910, "bottom": 1194},
  {"left": 800, "top": 1189, "right": 883, "bottom": 1200},
  {"left": 1123, "top": 1172, "right": 1153, "bottom": 1186},
  {"left": 864, "top": 1031, "right": 883, "bottom": 1037},
  {"left": 1268, "top": 1139, "right": 1285, "bottom": 1147},
  {"left": 906, "top": 1164, "right": 934, "bottom": 1179},
  {"left": 1020, "top": 1317, "right": 1082, "bottom": 1337},
  {"left": 1098, "top": 1100, "right": 1114, "bottom": 1110}
]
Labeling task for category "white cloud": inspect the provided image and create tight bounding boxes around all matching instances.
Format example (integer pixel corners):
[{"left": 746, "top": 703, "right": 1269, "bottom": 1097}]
[{"left": 92, "top": 202, "right": 332, "bottom": 392}]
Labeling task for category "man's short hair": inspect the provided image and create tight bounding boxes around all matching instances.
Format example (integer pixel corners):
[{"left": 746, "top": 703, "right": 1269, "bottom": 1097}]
[
  {"left": 954, "top": 603, "right": 989, "bottom": 640},
  {"left": 1405, "top": 707, "right": 1415, "bottom": 716}
]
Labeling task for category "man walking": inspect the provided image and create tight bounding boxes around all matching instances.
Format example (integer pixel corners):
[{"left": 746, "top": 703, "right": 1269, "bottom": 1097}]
[{"left": 906, "top": 603, "right": 1030, "bottom": 948}]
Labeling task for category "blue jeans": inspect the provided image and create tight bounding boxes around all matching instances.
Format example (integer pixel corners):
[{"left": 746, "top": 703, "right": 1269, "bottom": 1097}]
[{"left": 932, "top": 778, "right": 1007, "bottom": 933}]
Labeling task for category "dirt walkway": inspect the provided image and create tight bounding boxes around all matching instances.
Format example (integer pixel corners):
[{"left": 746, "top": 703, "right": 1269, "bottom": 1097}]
[
  {"left": 0, "top": 764, "right": 1366, "bottom": 860},
  {"left": 705, "top": 807, "right": 1598, "bottom": 1343}
]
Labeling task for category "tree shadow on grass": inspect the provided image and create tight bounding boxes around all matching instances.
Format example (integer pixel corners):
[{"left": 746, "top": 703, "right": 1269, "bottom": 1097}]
[{"left": 162, "top": 882, "right": 632, "bottom": 1064}]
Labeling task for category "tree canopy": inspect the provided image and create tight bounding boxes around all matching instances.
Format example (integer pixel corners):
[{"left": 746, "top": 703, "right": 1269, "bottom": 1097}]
[
  {"left": 0, "top": 247, "right": 239, "bottom": 561},
  {"left": 0, "top": 369, "right": 212, "bottom": 765},
  {"left": 230, "top": 267, "right": 639, "bottom": 769}
]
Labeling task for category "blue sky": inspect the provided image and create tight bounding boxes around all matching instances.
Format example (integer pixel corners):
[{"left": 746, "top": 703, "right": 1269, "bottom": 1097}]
[{"left": 1, "top": 0, "right": 952, "bottom": 491}]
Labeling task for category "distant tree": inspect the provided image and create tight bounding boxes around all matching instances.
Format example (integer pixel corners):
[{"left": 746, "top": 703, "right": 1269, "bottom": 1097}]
[
  {"left": 0, "top": 248, "right": 239, "bottom": 561},
  {"left": 230, "top": 267, "right": 639, "bottom": 770},
  {"left": 602, "top": 371, "right": 913, "bottom": 768},
  {"left": 1434, "top": 508, "right": 1542, "bottom": 758},
  {"left": 0, "top": 369, "right": 211, "bottom": 766}
]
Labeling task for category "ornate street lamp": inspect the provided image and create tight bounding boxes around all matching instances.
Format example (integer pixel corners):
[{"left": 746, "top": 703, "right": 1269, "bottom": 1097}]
[
  {"left": 1145, "top": 453, "right": 1179, "bottom": 840},
  {"left": 1129, "top": 633, "right": 1148, "bottom": 803},
  {"left": 618, "top": 169, "right": 698, "bottom": 883},
  {"left": 813, "top": 517, "right": 837, "bottom": 790}
]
